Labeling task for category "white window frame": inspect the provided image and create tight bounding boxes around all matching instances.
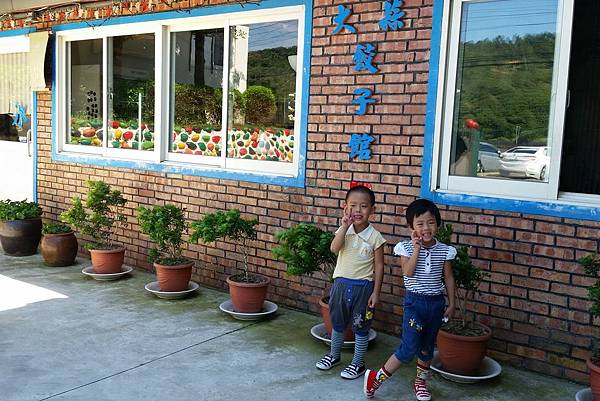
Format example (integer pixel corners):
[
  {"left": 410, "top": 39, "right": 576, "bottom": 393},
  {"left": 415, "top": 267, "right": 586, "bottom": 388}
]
[
  {"left": 55, "top": 6, "right": 305, "bottom": 178},
  {"left": 433, "top": 0, "right": 584, "bottom": 203}
]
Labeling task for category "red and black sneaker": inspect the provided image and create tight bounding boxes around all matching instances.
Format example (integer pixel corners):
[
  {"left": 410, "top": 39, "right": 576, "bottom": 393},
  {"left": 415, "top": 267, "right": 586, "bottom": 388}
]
[
  {"left": 363, "top": 369, "right": 380, "bottom": 398},
  {"left": 414, "top": 377, "right": 432, "bottom": 401}
]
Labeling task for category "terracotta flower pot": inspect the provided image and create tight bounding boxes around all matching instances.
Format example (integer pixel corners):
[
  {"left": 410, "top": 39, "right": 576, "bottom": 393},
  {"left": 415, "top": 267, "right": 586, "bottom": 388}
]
[
  {"left": 227, "top": 274, "right": 270, "bottom": 313},
  {"left": 0, "top": 218, "right": 42, "bottom": 256},
  {"left": 588, "top": 359, "right": 600, "bottom": 400},
  {"left": 41, "top": 231, "right": 78, "bottom": 267},
  {"left": 319, "top": 296, "right": 355, "bottom": 341},
  {"left": 89, "top": 247, "right": 125, "bottom": 274},
  {"left": 436, "top": 322, "right": 492, "bottom": 375},
  {"left": 155, "top": 260, "right": 193, "bottom": 292}
]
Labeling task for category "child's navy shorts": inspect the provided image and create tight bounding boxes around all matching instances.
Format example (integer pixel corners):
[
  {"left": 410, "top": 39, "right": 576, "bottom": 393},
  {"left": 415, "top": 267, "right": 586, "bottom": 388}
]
[
  {"left": 329, "top": 277, "right": 374, "bottom": 337},
  {"left": 394, "top": 291, "right": 446, "bottom": 363}
]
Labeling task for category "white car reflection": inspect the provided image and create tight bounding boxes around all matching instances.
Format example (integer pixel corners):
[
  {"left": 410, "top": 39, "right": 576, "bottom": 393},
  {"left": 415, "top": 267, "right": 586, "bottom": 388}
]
[
  {"left": 478, "top": 142, "right": 501, "bottom": 173},
  {"left": 499, "top": 146, "right": 549, "bottom": 181}
]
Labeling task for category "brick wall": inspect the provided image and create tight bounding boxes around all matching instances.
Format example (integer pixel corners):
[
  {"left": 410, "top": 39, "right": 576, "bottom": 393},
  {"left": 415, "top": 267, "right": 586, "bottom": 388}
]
[{"left": 25, "top": 0, "right": 600, "bottom": 383}]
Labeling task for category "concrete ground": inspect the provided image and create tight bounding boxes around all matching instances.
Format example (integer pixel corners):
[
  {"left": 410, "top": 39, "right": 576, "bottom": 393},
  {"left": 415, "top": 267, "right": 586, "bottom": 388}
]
[{"left": 0, "top": 253, "right": 584, "bottom": 401}]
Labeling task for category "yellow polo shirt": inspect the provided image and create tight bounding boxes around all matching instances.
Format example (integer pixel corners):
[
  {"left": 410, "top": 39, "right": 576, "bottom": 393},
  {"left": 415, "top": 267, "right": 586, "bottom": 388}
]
[{"left": 332, "top": 224, "right": 386, "bottom": 281}]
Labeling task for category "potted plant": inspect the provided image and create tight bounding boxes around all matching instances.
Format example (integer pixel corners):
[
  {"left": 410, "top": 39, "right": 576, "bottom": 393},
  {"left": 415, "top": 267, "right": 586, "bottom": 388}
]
[
  {"left": 0, "top": 199, "right": 43, "bottom": 256},
  {"left": 60, "top": 180, "right": 127, "bottom": 274},
  {"left": 190, "top": 209, "right": 266, "bottom": 313},
  {"left": 271, "top": 223, "right": 352, "bottom": 338},
  {"left": 138, "top": 204, "right": 194, "bottom": 292},
  {"left": 579, "top": 253, "right": 600, "bottom": 399},
  {"left": 40, "top": 222, "right": 78, "bottom": 267},
  {"left": 435, "top": 223, "right": 492, "bottom": 375}
]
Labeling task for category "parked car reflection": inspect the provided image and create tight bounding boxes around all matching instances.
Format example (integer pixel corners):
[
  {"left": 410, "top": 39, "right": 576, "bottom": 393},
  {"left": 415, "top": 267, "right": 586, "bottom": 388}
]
[
  {"left": 499, "top": 146, "right": 549, "bottom": 181},
  {"left": 477, "top": 142, "right": 501, "bottom": 173}
]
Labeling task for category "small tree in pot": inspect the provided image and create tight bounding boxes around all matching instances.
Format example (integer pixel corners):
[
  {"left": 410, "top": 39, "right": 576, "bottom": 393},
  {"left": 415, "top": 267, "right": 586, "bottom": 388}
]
[
  {"left": 0, "top": 200, "right": 43, "bottom": 256},
  {"left": 190, "top": 209, "right": 264, "bottom": 313},
  {"left": 435, "top": 223, "right": 491, "bottom": 375},
  {"left": 60, "top": 180, "right": 127, "bottom": 274},
  {"left": 138, "top": 204, "right": 193, "bottom": 292},
  {"left": 272, "top": 223, "right": 348, "bottom": 337},
  {"left": 41, "top": 223, "right": 78, "bottom": 267},
  {"left": 579, "top": 253, "right": 600, "bottom": 399}
]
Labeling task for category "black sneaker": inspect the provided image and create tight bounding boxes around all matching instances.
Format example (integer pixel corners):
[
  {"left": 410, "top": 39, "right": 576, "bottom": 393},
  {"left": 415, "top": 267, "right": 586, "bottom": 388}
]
[
  {"left": 340, "top": 363, "right": 366, "bottom": 379},
  {"left": 316, "top": 354, "right": 341, "bottom": 370}
]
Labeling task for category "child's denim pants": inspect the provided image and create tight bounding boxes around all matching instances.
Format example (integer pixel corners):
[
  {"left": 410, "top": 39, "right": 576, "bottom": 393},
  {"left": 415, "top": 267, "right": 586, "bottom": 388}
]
[{"left": 394, "top": 291, "right": 446, "bottom": 363}]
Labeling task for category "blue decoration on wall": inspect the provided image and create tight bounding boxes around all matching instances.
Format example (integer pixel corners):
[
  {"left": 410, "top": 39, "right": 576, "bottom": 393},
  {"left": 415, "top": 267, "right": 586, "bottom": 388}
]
[
  {"left": 354, "top": 43, "right": 379, "bottom": 73},
  {"left": 379, "top": 0, "right": 406, "bottom": 31},
  {"left": 12, "top": 103, "right": 29, "bottom": 128},
  {"left": 349, "top": 133, "right": 375, "bottom": 160},
  {"left": 332, "top": 4, "right": 356, "bottom": 34},
  {"left": 352, "top": 88, "right": 377, "bottom": 116}
]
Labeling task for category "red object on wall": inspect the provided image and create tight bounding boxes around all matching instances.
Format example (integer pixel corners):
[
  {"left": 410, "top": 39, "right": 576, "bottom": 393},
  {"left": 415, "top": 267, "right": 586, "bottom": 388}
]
[{"left": 465, "top": 118, "right": 480, "bottom": 129}]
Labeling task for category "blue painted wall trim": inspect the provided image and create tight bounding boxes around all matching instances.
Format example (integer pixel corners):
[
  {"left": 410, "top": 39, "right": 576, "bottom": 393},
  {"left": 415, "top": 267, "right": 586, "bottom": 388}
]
[
  {"left": 51, "top": 0, "right": 312, "bottom": 189},
  {"left": 32, "top": 92, "right": 37, "bottom": 202},
  {"left": 421, "top": 0, "right": 600, "bottom": 222},
  {"left": 0, "top": 27, "right": 36, "bottom": 37}
]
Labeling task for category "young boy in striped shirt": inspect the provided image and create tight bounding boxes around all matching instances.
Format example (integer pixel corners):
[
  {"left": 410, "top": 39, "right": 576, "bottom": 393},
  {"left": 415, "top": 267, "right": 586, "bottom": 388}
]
[
  {"left": 364, "top": 199, "right": 456, "bottom": 401},
  {"left": 315, "top": 185, "right": 386, "bottom": 380}
]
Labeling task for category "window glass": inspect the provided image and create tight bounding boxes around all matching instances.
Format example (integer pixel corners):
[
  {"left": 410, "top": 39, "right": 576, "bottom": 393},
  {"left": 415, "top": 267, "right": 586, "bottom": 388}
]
[
  {"left": 68, "top": 39, "right": 103, "bottom": 147},
  {"left": 227, "top": 21, "right": 298, "bottom": 162},
  {"left": 108, "top": 34, "right": 155, "bottom": 151},
  {"left": 170, "top": 29, "right": 224, "bottom": 157},
  {"left": 448, "top": 0, "right": 557, "bottom": 183}
]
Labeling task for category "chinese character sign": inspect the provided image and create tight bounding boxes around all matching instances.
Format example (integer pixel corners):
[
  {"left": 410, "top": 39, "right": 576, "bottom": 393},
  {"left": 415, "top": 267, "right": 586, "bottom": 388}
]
[
  {"left": 353, "top": 43, "right": 379, "bottom": 73},
  {"left": 349, "top": 134, "right": 375, "bottom": 161},
  {"left": 379, "top": 0, "right": 406, "bottom": 31},
  {"left": 332, "top": 5, "right": 356, "bottom": 34},
  {"left": 330, "top": 2, "right": 406, "bottom": 161}
]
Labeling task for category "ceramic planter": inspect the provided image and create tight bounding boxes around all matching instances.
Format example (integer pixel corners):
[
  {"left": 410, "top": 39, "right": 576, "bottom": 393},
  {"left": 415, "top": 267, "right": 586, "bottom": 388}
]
[
  {"left": 227, "top": 274, "right": 270, "bottom": 313},
  {"left": 154, "top": 260, "right": 194, "bottom": 292},
  {"left": 436, "top": 322, "right": 492, "bottom": 375},
  {"left": 0, "top": 218, "right": 42, "bottom": 256},
  {"left": 588, "top": 359, "right": 600, "bottom": 400},
  {"left": 89, "top": 247, "right": 125, "bottom": 274},
  {"left": 41, "top": 231, "right": 78, "bottom": 267},
  {"left": 319, "top": 296, "right": 355, "bottom": 341}
]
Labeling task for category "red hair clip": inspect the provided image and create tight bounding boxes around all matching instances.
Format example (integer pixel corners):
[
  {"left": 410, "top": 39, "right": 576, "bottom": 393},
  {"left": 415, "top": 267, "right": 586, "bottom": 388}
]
[{"left": 350, "top": 181, "right": 372, "bottom": 189}]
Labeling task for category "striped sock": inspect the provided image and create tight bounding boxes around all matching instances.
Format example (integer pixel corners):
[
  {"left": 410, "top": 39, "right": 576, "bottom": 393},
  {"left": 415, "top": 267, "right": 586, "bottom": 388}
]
[
  {"left": 351, "top": 334, "right": 369, "bottom": 366},
  {"left": 330, "top": 330, "right": 344, "bottom": 359}
]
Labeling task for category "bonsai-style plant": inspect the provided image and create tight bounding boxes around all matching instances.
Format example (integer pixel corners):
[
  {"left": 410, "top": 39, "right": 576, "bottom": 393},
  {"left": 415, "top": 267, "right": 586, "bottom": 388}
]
[
  {"left": 40, "top": 222, "right": 78, "bottom": 267},
  {"left": 272, "top": 223, "right": 345, "bottom": 337},
  {"left": 138, "top": 204, "right": 193, "bottom": 292},
  {"left": 579, "top": 253, "right": 600, "bottom": 398},
  {"left": 272, "top": 223, "right": 336, "bottom": 279},
  {"left": 435, "top": 223, "right": 492, "bottom": 375},
  {"left": 0, "top": 199, "right": 43, "bottom": 256},
  {"left": 60, "top": 180, "right": 127, "bottom": 274},
  {"left": 190, "top": 209, "right": 265, "bottom": 312}
]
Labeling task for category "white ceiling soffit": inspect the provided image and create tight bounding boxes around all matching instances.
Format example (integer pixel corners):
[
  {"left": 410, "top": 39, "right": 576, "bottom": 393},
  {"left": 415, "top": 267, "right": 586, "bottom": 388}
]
[{"left": 0, "top": 1, "right": 97, "bottom": 14}]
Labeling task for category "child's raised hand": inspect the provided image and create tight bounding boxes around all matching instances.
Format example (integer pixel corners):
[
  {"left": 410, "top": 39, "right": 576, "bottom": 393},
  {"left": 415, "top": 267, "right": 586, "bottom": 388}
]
[
  {"left": 411, "top": 230, "right": 422, "bottom": 250},
  {"left": 341, "top": 207, "right": 355, "bottom": 227}
]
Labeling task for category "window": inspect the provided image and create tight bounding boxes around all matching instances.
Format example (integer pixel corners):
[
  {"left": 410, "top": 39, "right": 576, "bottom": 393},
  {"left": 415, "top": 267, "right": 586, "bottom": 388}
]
[
  {"left": 434, "top": 0, "right": 599, "bottom": 205},
  {"left": 55, "top": 6, "right": 306, "bottom": 179}
]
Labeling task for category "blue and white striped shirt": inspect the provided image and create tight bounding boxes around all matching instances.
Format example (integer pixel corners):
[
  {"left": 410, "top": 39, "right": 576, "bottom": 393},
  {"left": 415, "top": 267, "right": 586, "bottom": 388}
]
[{"left": 393, "top": 240, "right": 456, "bottom": 295}]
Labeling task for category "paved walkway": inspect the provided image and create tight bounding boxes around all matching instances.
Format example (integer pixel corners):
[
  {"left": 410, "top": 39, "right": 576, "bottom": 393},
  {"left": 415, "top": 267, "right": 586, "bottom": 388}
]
[{"left": 0, "top": 253, "right": 584, "bottom": 401}]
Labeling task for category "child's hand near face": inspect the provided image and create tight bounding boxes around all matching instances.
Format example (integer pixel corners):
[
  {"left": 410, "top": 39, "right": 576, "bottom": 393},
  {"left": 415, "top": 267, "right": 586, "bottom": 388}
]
[
  {"left": 411, "top": 230, "right": 422, "bottom": 251},
  {"left": 341, "top": 206, "right": 355, "bottom": 227}
]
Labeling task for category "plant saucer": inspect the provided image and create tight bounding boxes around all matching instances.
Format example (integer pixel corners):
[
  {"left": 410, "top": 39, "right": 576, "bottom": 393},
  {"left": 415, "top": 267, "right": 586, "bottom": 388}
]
[
  {"left": 310, "top": 323, "right": 376, "bottom": 349},
  {"left": 430, "top": 351, "right": 502, "bottom": 383},
  {"left": 576, "top": 388, "right": 592, "bottom": 401},
  {"left": 219, "top": 299, "right": 278, "bottom": 321},
  {"left": 144, "top": 281, "right": 199, "bottom": 299},
  {"left": 81, "top": 265, "right": 133, "bottom": 281}
]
